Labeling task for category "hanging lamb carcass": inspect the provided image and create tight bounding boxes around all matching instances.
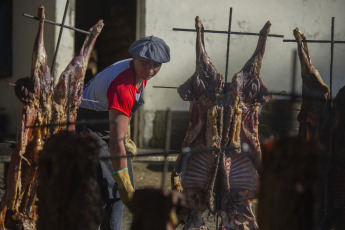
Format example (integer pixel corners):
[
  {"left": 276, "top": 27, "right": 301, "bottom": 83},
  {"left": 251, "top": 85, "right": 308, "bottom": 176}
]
[
  {"left": 0, "top": 5, "right": 103, "bottom": 229},
  {"left": 172, "top": 16, "right": 272, "bottom": 229}
]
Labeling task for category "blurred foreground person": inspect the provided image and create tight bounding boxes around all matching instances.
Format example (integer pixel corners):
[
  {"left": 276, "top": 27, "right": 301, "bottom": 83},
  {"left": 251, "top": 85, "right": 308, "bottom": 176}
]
[{"left": 130, "top": 188, "right": 185, "bottom": 230}]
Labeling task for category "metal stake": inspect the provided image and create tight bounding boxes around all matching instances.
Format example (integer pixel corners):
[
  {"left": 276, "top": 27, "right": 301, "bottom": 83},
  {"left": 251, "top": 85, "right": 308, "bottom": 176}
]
[
  {"left": 225, "top": 7, "right": 233, "bottom": 83},
  {"left": 283, "top": 39, "right": 345, "bottom": 43},
  {"left": 330, "top": 17, "right": 335, "bottom": 100},
  {"left": 23, "top": 13, "right": 91, "bottom": 35},
  {"left": 172, "top": 7, "right": 283, "bottom": 86},
  {"left": 173, "top": 28, "right": 283, "bottom": 38},
  {"left": 161, "top": 108, "right": 172, "bottom": 189}
]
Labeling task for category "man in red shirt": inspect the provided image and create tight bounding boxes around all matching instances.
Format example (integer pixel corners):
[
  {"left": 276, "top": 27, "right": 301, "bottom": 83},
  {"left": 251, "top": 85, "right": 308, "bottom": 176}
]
[{"left": 78, "top": 36, "right": 170, "bottom": 230}]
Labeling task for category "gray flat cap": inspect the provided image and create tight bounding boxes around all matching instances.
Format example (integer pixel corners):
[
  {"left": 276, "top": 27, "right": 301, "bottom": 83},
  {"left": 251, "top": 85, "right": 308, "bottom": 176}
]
[{"left": 129, "top": 36, "right": 170, "bottom": 63}]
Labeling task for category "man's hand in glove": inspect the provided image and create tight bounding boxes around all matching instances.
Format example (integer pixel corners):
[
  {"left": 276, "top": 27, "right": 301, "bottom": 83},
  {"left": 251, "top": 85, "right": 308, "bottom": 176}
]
[{"left": 112, "top": 168, "right": 134, "bottom": 208}]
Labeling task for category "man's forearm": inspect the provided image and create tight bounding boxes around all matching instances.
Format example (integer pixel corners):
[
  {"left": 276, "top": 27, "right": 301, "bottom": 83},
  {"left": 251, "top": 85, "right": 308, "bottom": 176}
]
[{"left": 109, "top": 140, "right": 128, "bottom": 171}]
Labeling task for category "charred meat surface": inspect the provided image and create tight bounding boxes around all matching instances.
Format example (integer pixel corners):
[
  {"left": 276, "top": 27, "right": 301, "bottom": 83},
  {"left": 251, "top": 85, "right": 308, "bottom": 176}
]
[
  {"left": 293, "top": 28, "right": 330, "bottom": 144},
  {"left": 172, "top": 17, "right": 272, "bottom": 230},
  {"left": 0, "top": 5, "right": 104, "bottom": 229}
]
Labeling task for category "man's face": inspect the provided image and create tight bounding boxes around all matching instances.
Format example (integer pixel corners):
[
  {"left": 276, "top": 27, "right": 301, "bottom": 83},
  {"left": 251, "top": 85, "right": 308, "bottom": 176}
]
[{"left": 133, "top": 57, "right": 162, "bottom": 82}]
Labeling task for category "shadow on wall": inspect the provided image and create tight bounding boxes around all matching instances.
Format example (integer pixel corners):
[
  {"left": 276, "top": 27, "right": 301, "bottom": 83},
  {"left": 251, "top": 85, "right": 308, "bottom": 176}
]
[{"left": 149, "top": 110, "right": 190, "bottom": 150}]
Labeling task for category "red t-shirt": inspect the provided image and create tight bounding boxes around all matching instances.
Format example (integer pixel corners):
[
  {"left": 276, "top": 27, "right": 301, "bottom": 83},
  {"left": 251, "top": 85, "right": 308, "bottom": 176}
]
[
  {"left": 107, "top": 66, "right": 146, "bottom": 116},
  {"left": 80, "top": 59, "right": 146, "bottom": 117}
]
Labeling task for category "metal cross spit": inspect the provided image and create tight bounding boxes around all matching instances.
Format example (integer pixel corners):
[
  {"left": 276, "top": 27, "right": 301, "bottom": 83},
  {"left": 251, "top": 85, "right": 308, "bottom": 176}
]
[
  {"left": 283, "top": 17, "right": 345, "bottom": 101},
  {"left": 23, "top": 0, "right": 89, "bottom": 132},
  {"left": 173, "top": 8, "right": 284, "bottom": 83},
  {"left": 164, "top": 7, "right": 285, "bottom": 228}
]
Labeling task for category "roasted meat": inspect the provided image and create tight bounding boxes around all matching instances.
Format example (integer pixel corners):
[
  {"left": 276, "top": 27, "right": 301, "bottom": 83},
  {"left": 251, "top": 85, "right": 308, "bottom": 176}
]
[
  {"left": 0, "top": 5, "right": 103, "bottom": 229},
  {"left": 172, "top": 16, "right": 272, "bottom": 230},
  {"left": 219, "top": 20, "right": 271, "bottom": 230},
  {"left": 293, "top": 28, "right": 330, "bottom": 144}
]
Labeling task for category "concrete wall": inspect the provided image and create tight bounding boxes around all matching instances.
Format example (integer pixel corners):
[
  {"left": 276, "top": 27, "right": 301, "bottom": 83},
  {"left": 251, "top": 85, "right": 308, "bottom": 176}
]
[
  {"left": 1, "top": 0, "right": 344, "bottom": 147},
  {"left": 52, "top": 1, "right": 75, "bottom": 80},
  {"left": 0, "top": 0, "right": 75, "bottom": 138},
  {"left": 140, "top": 0, "right": 345, "bottom": 148}
]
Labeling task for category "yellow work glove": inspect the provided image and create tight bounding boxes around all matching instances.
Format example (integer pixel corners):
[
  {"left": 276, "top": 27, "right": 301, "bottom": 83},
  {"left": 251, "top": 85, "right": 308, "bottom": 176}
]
[
  {"left": 112, "top": 168, "right": 135, "bottom": 208},
  {"left": 124, "top": 125, "right": 137, "bottom": 160}
]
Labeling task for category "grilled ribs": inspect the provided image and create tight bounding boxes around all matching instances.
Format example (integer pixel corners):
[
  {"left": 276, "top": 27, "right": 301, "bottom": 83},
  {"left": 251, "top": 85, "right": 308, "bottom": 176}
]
[
  {"left": 172, "top": 17, "right": 272, "bottom": 230},
  {"left": 0, "top": 5, "right": 104, "bottom": 229}
]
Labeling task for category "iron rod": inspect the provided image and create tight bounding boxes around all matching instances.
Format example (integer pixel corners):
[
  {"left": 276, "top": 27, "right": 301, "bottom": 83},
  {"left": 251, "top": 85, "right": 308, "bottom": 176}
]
[
  {"left": 51, "top": 0, "right": 71, "bottom": 79},
  {"left": 99, "top": 145, "right": 240, "bottom": 160},
  {"left": 173, "top": 28, "right": 284, "bottom": 38},
  {"left": 161, "top": 108, "right": 172, "bottom": 189},
  {"left": 330, "top": 17, "right": 335, "bottom": 100},
  {"left": 283, "top": 39, "right": 345, "bottom": 43},
  {"left": 23, "top": 13, "right": 91, "bottom": 35},
  {"left": 153, "top": 86, "right": 178, "bottom": 89},
  {"left": 225, "top": 7, "right": 233, "bottom": 83}
]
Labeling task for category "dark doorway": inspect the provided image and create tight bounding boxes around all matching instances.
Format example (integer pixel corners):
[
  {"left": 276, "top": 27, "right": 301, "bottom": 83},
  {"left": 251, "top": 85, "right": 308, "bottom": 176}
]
[
  {"left": 75, "top": 0, "right": 137, "bottom": 84},
  {"left": 0, "top": 0, "right": 12, "bottom": 78}
]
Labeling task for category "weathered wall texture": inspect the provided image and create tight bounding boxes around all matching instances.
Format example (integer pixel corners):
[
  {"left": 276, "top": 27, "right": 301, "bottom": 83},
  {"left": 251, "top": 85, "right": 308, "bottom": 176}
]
[{"left": 140, "top": 0, "right": 345, "bottom": 147}]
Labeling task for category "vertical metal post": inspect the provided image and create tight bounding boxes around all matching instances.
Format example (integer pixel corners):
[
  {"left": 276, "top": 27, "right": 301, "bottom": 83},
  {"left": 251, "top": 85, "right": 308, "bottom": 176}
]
[
  {"left": 51, "top": 0, "right": 71, "bottom": 80},
  {"left": 325, "top": 17, "right": 335, "bottom": 218},
  {"left": 225, "top": 7, "right": 233, "bottom": 83},
  {"left": 330, "top": 17, "right": 335, "bottom": 100},
  {"left": 161, "top": 108, "right": 172, "bottom": 189}
]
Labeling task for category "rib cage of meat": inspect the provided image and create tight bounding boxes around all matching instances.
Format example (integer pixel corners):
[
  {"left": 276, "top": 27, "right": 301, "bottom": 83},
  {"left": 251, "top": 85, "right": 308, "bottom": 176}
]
[
  {"left": 172, "top": 16, "right": 272, "bottom": 230},
  {"left": 0, "top": 5, "right": 104, "bottom": 229}
]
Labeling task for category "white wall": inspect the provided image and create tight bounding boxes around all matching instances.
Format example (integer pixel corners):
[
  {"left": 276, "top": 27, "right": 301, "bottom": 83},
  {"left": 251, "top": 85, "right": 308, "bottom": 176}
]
[
  {"left": 53, "top": 1, "right": 75, "bottom": 81},
  {"left": 143, "top": 0, "right": 345, "bottom": 111},
  {"left": 140, "top": 0, "right": 345, "bottom": 146},
  {"left": 0, "top": 0, "right": 75, "bottom": 136}
]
